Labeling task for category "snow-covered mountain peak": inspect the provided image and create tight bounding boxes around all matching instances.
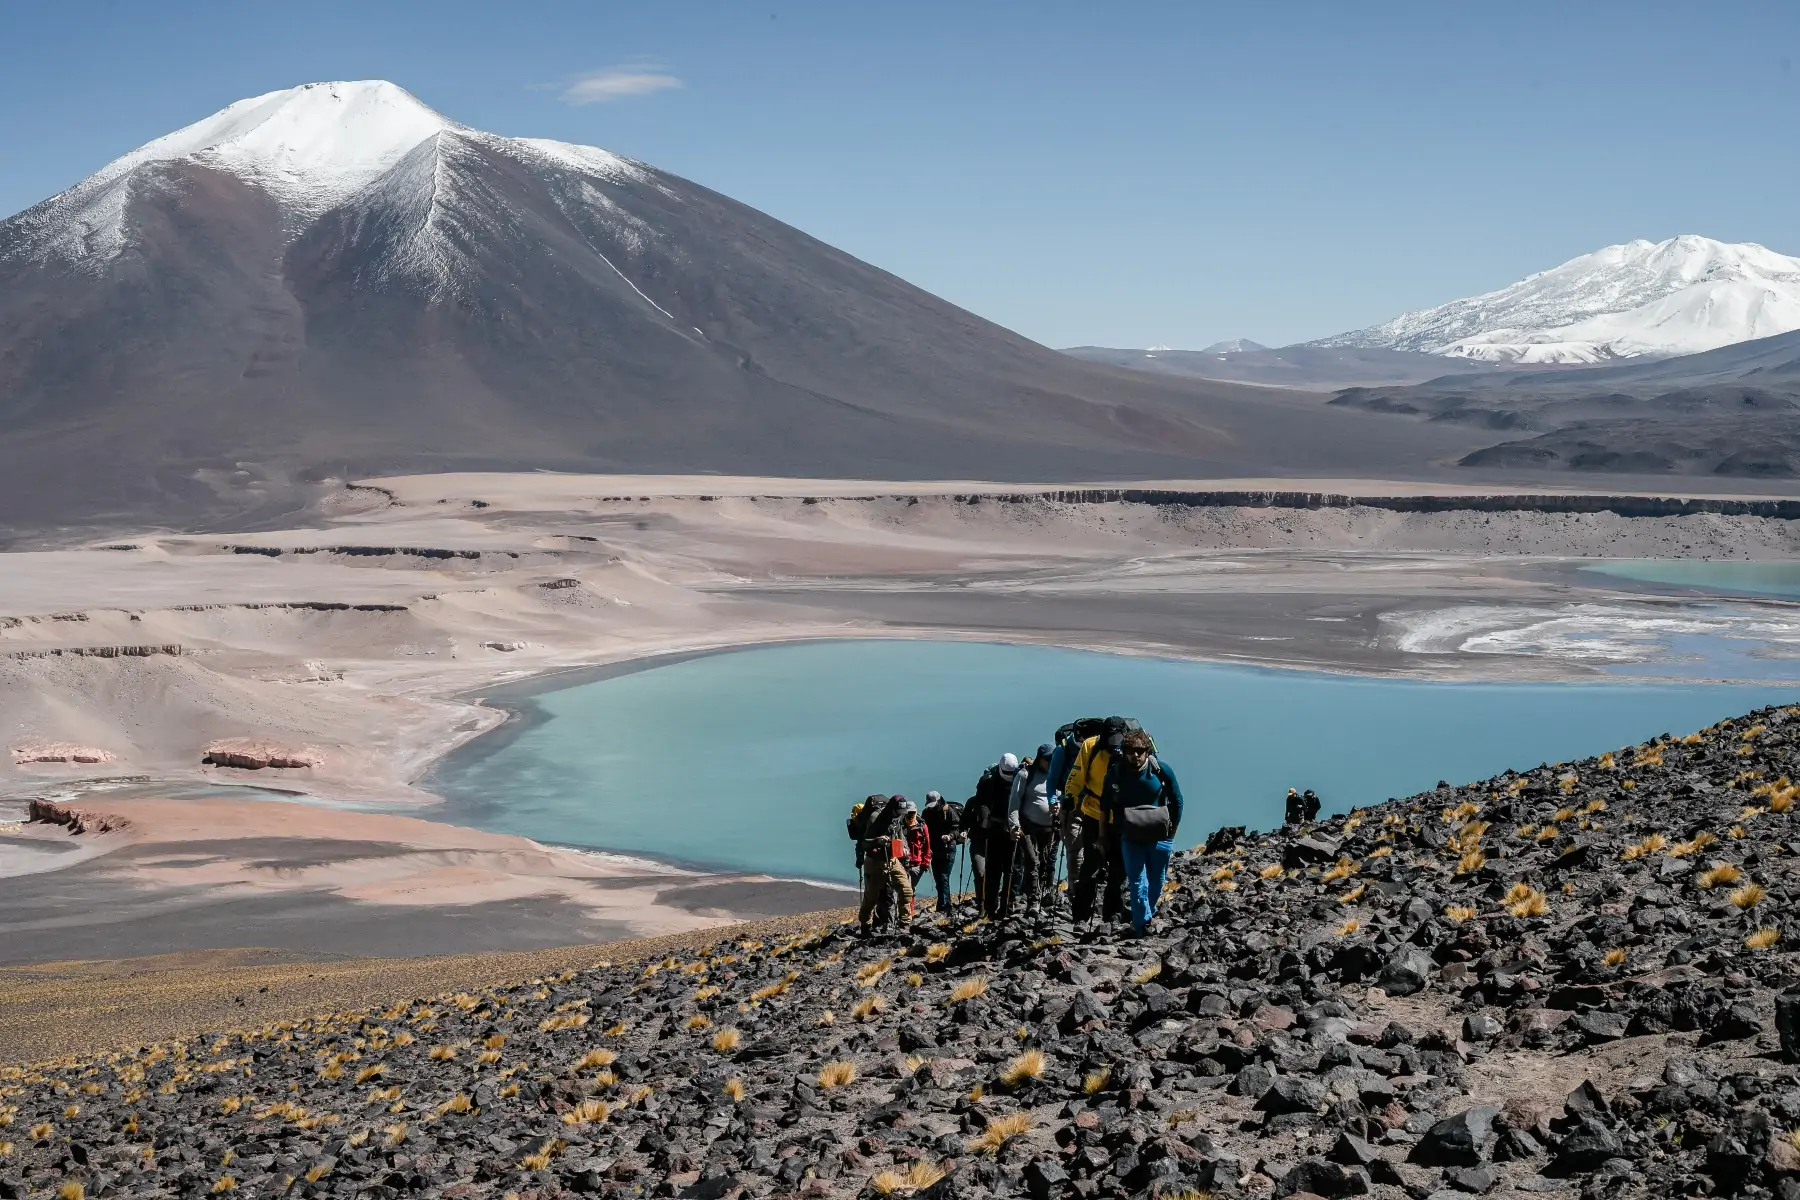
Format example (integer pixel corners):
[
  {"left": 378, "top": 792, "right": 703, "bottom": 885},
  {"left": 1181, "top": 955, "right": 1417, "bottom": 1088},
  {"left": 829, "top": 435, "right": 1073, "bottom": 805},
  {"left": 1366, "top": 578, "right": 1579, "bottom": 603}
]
[
  {"left": 1313, "top": 235, "right": 1800, "bottom": 364},
  {"left": 103, "top": 80, "right": 457, "bottom": 210}
]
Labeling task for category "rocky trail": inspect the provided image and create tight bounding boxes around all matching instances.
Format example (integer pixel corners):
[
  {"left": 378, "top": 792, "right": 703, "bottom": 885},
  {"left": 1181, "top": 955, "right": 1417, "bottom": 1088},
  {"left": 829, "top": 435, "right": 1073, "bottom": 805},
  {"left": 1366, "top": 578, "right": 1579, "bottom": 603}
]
[{"left": 7, "top": 707, "right": 1800, "bottom": 1200}]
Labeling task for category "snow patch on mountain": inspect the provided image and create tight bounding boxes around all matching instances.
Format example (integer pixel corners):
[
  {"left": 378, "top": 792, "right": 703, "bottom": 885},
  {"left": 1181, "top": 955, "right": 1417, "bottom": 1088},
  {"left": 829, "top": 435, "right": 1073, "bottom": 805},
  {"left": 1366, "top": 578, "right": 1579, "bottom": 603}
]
[
  {"left": 1313, "top": 235, "right": 1800, "bottom": 364},
  {"left": 1, "top": 81, "right": 657, "bottom": 277}
]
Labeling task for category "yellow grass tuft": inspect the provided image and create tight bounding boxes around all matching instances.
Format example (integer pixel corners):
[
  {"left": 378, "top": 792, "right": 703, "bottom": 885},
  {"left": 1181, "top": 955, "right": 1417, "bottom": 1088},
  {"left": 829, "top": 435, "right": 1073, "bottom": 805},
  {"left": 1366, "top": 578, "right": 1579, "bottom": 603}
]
[
  {"left": 1602, "top": 947, "right": 1628, "bottom": 968},
  {"left": 303, "top": 1164, "right": 331, "bottom": 1184},
  {"left": 1258, "top": 863, "right": 1283, "bottom": 879},
  {"left": 724, "top": 1077, "right": 746, "bottom": 1102},
  {"left": 382, "top": 1123, "right": 408, "bottom": 1148},
  {"left": 391, "top": 1031, "right": 415, "bottom": 1047},
  {"left": 1731, "top": 882, "right": 1768, "bottom": 909},
  {"left": 1669, "top": 831, "right": 1717, "bottom": 857},
  {"left": 1456, "top": 849, "right": 1486, "bottom": 875},
  {"left": 1746, "top": 927, "right": 1782, "bottom": 950},
  {"left": 685, "top": 1014, "right": 712, "bottom": 1031},
  {"left": 1336, "top": 919, "right": 1360, "bottom": 937},
  {"left": 1131, "top": 960, "right": 1161, "bottom": 985},
  {"left": 211, "top": 1177, "right": 237, "bottom": 1194},
  {"left": 427, "top": 1045, "right": 457, "bottom": 1062},
  {"left": 1320, "top": 857, "right": 1356, "bottom": 884},
  {"left": 574, "top": 1049, "right": 616, "bottom": 1070},
  {"left": 967, "top": 1111, "right": 1033, "bottom": 1154},
  {"left": 560, "top": 1099, "right": 609, "bottom": 1126},
  {"left": 1337, "top": 883, "right": 1366, "bottom": 904},
  {"left": 870, "top": 1170, "right": 907, "bottom": 1196},
  {"left": 1507, "top": 887, "right": 1548, "bottom": 919},
  {"left": 476, "top": 1050, "right": 501, "bottom": 1065},
  {"left": 818, "top": 1060, "right": 857, "bottom": 1089},
  {"left": 693, "top": 985, "right": 720, "bottom": 1001},
  {"left": 950, "top": 976, "right": 989, "bottom": 1003},
  {"left": 852, "top": 993, "right": 888, "bottom": 1021},
  {"left": 712, "top": 1028, "right": 742, "bottom": 1053},
  {"left": 1000, "top": 1050, "right": 1046, "bottom": 1087},
  {"left": 354, "top": 1065, "right": 384, "bottom": 1084},
  {"left": 906, "top": 971, "right": 924, "bottom": 988},
  {"left": 433, "top": 1093, "right": 473, "bottom": 1118},
  {"left": 924, "top": 943, "right": 950, "bottom": 963},
  {"left": 220, "top": 1096, "right": 242, "bottom": 1115},
  {"left": 816, "top": 1010, "right": 836, "bottom": 1026},
  {"left": 519, "top": 1138, "right": 561, "bottom": 1171},
  {"left": 59, "top": 1184, "right": 84, "bottom": 1200},
  {"left": 856, "top": 956, "right": 895, "bottom": 986},
  {"left": 367, "top": 1085, "right": 400, "bottom": 1104},
  {"left": 28, "top": 1123, "right": 53, "bottom": 1141},
  {"left": 1698, "top": 862, "right": 1742, "bottom": 889},
  {"left": 1083, "top": 1066, "right": 1110, "bottom": 1095}
]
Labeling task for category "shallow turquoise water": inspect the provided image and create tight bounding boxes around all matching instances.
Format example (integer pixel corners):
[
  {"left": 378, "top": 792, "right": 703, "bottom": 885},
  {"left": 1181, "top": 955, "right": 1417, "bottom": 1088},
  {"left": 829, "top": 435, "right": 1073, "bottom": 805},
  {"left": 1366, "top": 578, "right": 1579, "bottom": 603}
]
[
  {"left": 427, "top": 640, "right": 1793, "bottom": 884},
  {"left": 1584, "top": 559, "right": 1800, "bottom": 598}
]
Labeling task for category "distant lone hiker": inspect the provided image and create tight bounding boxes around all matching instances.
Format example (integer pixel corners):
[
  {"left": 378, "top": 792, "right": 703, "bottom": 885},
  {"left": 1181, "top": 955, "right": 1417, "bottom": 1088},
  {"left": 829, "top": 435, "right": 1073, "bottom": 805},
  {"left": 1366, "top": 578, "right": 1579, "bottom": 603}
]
[{"left": 1106, "top": 728, "right": 1183, "bottom": 937}]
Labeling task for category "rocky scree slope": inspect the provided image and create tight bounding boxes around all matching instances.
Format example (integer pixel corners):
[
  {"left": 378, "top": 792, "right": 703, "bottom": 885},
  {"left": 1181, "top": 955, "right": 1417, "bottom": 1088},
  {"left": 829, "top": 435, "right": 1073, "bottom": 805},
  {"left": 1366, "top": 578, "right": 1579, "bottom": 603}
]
[{"left": 7, "top": 708, "right": 1800, "bottom": 1200}]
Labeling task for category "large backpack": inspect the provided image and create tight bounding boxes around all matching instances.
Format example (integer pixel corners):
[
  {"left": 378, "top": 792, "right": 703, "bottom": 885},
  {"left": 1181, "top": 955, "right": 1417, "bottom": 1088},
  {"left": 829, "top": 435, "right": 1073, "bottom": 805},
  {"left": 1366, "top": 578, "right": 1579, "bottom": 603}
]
[{"left": 1055, "top": 717, "right": 1108, "bottom": 749}]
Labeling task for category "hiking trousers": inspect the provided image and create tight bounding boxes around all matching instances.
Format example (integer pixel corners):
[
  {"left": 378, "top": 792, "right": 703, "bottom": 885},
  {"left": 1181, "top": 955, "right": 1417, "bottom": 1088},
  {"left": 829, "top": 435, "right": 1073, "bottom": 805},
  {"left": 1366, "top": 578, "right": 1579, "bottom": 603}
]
[
  {"left": 981, "top": 828, "right": 1015, "bottom": 917},
  {"left": 1120, "top": 837, "right": 1174, "bottom": 934},
  {"left": 1072, "top": 815, "right": 1125, "bottom": 922},
  {"left": 859, "top": 848, "right": 911, "bottom": 930},
  {"left": 1014, "top": 825, "right": 1056, "bottom": 909},
  {"left": 1062, "top": 813, "right": 1083, "bottom": 902},
  {"left": 930, "top": 838, "right": 957, "bottom": 912},
  {"left": 967, "top": 830, "right": 988, "bottom": 913}
]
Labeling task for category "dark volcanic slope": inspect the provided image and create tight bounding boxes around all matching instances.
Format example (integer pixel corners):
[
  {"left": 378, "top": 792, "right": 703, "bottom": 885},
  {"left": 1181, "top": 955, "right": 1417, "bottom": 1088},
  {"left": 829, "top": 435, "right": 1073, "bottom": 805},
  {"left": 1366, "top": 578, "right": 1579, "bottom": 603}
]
[
  {"left": 0, "top": 122, "right": 1501, "bottom": 533},
  {"left": 1330, "top": 331, "right": 1800, "bottom": 478},
  {"left": 6, "top": 706, "right": 1800, "bottom": 1199}
]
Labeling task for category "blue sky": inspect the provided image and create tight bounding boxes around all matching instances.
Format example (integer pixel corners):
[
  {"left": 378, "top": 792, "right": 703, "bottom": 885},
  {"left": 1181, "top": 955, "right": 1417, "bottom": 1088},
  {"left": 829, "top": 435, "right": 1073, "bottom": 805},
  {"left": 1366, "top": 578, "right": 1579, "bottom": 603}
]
[{"left": 3, "top": 0, "right": 1795, "bottom": 348}]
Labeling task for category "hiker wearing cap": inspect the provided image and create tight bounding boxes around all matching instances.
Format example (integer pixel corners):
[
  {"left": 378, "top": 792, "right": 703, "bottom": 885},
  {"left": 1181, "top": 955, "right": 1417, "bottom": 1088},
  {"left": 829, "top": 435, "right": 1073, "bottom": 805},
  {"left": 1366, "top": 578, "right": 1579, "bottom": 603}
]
[
  {"left": 965, "top": 753, "right": 1018, "bottom": 918},
  {"left": 901, "top": 799, "right": 931, "bottom": 916},
  {"left": 921, "top": 791, "right": 961, "bottom": 914},
  {"left": 1103, "top": 728, "right": 1183, "bottom": 937},
  {"left": 854, "top": 793, "right": 912, "bottom": 936},
  {"left": 1008, "top": 743, "right": 1060, "bottom": 914}
]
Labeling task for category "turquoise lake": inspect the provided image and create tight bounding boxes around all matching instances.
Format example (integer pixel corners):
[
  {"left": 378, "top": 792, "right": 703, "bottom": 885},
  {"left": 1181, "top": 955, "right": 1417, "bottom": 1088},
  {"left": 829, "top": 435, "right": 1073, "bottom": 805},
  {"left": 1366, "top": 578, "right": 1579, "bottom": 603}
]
[
  {"left": 1584, "top": 559, "right": 1800, "bottom": 598},
  {"left": 426, "top": 639, "right": 1796, "bottom": 885}
]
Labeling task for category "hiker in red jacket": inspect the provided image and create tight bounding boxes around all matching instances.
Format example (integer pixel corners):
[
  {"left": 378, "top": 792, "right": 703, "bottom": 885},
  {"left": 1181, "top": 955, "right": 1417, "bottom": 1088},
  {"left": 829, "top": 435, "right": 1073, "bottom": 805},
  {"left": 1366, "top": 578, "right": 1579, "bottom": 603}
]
[{"left": 901, "top": 799, "right": 931, "bottom": 916}]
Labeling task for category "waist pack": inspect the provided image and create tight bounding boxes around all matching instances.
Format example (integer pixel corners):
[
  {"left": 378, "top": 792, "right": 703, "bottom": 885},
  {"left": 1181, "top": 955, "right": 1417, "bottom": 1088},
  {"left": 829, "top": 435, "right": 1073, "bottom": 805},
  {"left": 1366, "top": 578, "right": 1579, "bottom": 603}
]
[{"left": 1121, "top": 803, "right": 1172, "bottom": 844}]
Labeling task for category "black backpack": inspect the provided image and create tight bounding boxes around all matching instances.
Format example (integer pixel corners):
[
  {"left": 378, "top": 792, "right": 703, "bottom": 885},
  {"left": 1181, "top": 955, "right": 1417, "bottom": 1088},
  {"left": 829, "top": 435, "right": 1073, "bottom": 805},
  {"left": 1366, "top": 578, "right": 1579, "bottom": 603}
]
[{"left": 1056, "top": 717, "right": 1108, "bottom": 749}]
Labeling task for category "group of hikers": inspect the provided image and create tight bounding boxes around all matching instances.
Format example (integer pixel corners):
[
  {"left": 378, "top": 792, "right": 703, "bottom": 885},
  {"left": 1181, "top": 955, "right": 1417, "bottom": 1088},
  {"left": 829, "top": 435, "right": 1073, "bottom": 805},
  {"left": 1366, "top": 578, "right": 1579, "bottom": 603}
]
[{"left": 847, "top": 716, "right": 1185, "bottom": 939}]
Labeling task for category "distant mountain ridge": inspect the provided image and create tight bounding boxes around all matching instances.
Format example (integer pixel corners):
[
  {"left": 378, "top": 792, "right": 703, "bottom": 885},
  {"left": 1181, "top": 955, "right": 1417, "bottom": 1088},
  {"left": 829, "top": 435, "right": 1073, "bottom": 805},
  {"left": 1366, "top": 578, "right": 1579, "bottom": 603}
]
[{"left": 1309, "top": 235, "right": 1800, "bottom": 364}]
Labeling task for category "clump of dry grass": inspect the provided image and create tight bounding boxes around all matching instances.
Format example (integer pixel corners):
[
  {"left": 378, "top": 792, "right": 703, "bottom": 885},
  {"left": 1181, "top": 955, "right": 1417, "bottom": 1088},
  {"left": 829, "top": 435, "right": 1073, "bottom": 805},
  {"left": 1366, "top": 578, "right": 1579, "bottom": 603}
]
[
  {"left": 712, "top": 1028, "right": 742, "bottom": 1053},
  {"left": 1130, "top": 960, "right": 1161, "bottom": 985},
  {"left": 852, "top": 994, "right": 887, "bottom": 1021},
  {"left": 1698, "top": 862, "right": 1742, "bottom": 889},
  {"left": 1083, "top": 1067, "right": 1110, "bottom": 1095},
  {"left": 574, "top": 1048, "right": 616, "bottom": 1071},
  {"left": 1000, "top": 1050, "right": 1046, "bottom": 1088},
  {"left": 1746, "top": 927, "right": 1782, "bottom": 950},
  {"left": 723, "top": 1077, "right": 746, "bottom": 1102},
  {"left": 427, "top": 1045, "right": 457, "bottom": 1062},
  {"left": 1621, "top": 833, "right": 1667, "bottom": 861},
  {"left": 949, "top": 977, "right": 989, "bottom": 1003},
  {"left": 1257, "top": 863, "right": 1283, "bottom": 880},
  {"left": 382, "top": 1124, "right": 408, "bottom": 1148},
  {"left": 1602, "top": 948, "right": 1628, "bottom": 968},
  {"left": 924, "top": 943, "right": 950, "bottom": 963},
  {"left": 1336, "top": 919, "right": 1360, "bottom": 937},
  {"left": 210, "top": 1177, "right": 236, "bottom": 1193},
  {"left": 967, "top": 1111, "right": 1033, "bottom": 1154},
  {"left": 1456, "top": 849, "right": 1486, "bottom": 875},
  {"left": 1505, "top": 884, "right": 1548, "bottom": 919},
  {"left": 856, "top": 956, "right": 895, "bottom": 986},
  {"left": 1443, "top": 905, "right": 1477, "bottom": 924},
  {"left": 1731, "top": 882, "right": 1768, "bottom": 909},
  {"left": 818, "top": 1060, "right": 857, "bottom": 1089},
  {"left": 1320, "top": 857, "right": 1356, "bottom": 884},
  {"left": 684, "top": 1014, "right": 712, "bottom": 1031},
  {"left": 1337, "top": 883, "right": 1366, "bottom": 904},
  {"left": 560, "top": 1099, "right": 609, "bottom": 1126}
]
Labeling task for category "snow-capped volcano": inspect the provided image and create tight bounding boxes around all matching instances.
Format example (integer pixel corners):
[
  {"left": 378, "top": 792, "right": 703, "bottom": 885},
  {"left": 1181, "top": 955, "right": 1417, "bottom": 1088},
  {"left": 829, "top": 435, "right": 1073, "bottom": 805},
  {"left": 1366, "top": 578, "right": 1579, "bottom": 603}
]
[
  {"left": 0, "top": 80, "right": 1257, "bottom": 529},
  {"left": 1312, "top": 235, "right": 1800, "bottom": 364}
]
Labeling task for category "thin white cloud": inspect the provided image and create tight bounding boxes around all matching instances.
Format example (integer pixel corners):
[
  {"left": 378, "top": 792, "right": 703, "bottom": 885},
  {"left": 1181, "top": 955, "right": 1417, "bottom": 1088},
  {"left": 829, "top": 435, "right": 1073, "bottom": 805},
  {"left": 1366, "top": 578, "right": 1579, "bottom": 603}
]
[{"left": 561, "top": 65, "right": 683, "bottom": 105}]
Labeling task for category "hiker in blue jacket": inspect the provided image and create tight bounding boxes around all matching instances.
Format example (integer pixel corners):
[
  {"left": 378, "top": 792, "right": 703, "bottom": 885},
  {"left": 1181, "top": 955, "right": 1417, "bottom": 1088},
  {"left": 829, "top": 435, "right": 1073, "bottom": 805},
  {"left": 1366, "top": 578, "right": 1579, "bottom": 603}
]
[{"left": 1102, "top": 727, "right": 1183, "bottom": 937}]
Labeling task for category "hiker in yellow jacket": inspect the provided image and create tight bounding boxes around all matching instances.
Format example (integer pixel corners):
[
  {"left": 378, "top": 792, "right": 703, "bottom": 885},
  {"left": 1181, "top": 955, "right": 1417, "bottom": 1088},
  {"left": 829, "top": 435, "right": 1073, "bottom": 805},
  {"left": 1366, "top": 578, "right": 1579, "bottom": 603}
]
[{"left": 1063, "top": 731, "right": 1126, "bottom": 925}]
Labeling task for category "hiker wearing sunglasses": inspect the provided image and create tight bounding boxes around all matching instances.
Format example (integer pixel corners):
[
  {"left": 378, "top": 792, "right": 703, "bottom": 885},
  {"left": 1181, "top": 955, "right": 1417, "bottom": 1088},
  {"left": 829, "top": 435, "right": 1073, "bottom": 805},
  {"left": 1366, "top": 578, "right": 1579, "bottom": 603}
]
[{"left": 1105, "top": 728, "right": 1183, "bottom": 937}]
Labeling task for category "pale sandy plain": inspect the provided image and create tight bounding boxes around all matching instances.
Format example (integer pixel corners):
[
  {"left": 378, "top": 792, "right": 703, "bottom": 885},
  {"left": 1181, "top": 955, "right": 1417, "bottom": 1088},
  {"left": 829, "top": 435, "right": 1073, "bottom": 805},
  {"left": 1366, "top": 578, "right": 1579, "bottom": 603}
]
[{"left": 5, "top": 473, "right": 1800, "bottom": 971}]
